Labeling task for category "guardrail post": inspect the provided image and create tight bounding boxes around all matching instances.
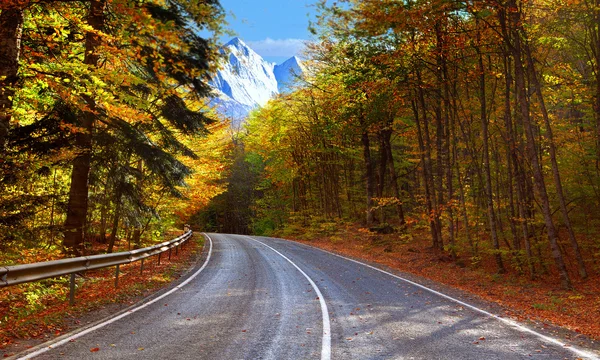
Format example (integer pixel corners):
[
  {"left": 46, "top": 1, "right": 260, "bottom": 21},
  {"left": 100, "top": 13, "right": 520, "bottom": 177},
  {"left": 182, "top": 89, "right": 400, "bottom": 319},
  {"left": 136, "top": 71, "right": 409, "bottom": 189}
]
[
  {"left": 115, "top": 265, "right": 120, "bottom": 288},
  {"left": 1, "top": 230, "right": 191, "bottom": 293},
  {"left": 69, "top": 273, "right": 76, "bottom": 306}
]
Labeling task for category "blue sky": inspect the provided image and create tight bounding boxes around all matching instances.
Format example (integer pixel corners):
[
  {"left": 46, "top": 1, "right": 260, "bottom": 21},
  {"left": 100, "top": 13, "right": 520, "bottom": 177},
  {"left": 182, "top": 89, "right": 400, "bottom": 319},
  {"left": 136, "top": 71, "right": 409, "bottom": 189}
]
[{"left": 219, "top": 0, "right": 318, "bottom": 64}]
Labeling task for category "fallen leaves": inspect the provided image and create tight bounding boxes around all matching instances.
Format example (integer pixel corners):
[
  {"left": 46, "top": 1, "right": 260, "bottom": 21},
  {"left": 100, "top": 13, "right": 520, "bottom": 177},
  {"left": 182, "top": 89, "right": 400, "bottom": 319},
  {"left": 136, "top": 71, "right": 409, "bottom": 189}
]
[
  {"left": 0, "top": 240, "right": 201, "bottom": 349},
  {"left": 294, "top": 224, "right": 600, "bottom": 341}
]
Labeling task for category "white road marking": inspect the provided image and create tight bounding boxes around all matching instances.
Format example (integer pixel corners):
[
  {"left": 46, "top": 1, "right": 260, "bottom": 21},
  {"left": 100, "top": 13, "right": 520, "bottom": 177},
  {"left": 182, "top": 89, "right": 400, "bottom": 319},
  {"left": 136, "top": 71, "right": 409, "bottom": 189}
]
[
  {"left": 15, "top": 235, "right": 214, "bottom": 360},
  {"left": 284, "top": 239, "right": 599, "bottom": 360},
  {"left": 244, "top": 236, "right": 332, "bottom": 360}
]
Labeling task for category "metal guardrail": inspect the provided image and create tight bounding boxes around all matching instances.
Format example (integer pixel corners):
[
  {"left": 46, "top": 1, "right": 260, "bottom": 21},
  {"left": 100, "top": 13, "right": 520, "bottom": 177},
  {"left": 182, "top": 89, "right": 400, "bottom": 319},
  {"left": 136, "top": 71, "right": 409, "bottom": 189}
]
[{"left": 0, "top": 229, "right": 193, "bottom": 305}]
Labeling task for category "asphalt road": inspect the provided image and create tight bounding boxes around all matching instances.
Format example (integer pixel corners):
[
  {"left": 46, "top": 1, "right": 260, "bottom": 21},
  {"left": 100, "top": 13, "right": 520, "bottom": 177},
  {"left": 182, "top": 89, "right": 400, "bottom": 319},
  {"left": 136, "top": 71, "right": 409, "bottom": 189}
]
[{"left": 15, "top": 233, "right": 600, "bottom": 360}]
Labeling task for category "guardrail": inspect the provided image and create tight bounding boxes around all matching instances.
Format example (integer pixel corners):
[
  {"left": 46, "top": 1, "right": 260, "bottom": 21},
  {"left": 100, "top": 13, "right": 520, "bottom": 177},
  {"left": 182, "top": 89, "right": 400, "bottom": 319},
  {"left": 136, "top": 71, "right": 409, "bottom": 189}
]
[{"left": 0, "top": 229, "right": 193, "bottom": 305}]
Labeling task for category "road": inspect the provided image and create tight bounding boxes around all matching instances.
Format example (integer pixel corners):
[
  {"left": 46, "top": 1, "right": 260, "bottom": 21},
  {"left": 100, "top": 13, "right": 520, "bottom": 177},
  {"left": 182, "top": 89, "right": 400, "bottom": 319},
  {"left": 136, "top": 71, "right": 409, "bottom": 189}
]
[{"left": 15, "top": 233, "right": 599, "bottom": 359}]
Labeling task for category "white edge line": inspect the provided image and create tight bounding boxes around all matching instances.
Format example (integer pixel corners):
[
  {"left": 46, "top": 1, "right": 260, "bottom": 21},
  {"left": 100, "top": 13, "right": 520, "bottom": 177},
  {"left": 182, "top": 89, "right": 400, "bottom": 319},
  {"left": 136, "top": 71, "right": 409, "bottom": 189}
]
[
  {"left": 243, "top": 236, "right": 332, "bottom": 360},
  {"left": 281, "top": 239, "right": 599, "bottom": 360},
  {"left": 15, "top": 234, "right": 213, "bottom": 360}
]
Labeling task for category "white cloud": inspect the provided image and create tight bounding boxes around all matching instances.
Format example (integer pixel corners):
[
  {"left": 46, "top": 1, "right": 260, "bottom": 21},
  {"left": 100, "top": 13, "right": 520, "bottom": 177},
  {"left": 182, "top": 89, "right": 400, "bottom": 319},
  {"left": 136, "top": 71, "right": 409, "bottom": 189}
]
[{"left": 246, "top": 38, "right": 308, "bottom": 58}]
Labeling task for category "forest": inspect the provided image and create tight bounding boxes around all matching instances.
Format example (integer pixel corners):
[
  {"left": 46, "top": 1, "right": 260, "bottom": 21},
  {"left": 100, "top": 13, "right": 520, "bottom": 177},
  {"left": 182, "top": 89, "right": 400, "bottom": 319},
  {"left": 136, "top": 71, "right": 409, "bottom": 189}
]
[
  {"left": 0, "top": 0, "right": 231, "bottom": 268},
  {"left": 2, "top": 0, "right": 600, "bottom": 319},
  {"left": 2, "top": 0, "right": 600, "bottom": 347},
  {"left": 202, "top": 0, "right": 600, "bottom": 292}
]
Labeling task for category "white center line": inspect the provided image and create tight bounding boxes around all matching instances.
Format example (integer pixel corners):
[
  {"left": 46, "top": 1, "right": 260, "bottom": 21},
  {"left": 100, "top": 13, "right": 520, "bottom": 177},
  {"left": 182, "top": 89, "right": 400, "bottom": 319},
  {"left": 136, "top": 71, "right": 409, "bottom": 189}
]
[
  {"left": 244, "top": 236, "right": 332, "bottom": 360},
  {"left": 286, "top": 239, "right": 599, "bottom": 360},
  {"left": 15, "top": 235, "right": 214, "bottom": 360}
]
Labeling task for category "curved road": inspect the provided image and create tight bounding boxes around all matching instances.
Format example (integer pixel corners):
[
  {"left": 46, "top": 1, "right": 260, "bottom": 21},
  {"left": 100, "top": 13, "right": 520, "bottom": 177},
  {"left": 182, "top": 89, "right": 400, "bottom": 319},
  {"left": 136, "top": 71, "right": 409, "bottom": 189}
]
[{"left": 15, "top": 234, "right": 599, "bottom": 359}]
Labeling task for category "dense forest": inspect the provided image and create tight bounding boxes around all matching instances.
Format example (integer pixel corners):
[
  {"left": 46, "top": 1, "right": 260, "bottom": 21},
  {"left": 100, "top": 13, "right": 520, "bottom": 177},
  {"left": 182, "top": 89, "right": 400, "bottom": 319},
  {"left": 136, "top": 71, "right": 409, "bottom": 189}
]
[
  {"left": 0, "top": 0, "right": 230, "bottom": 262},
  {"left": 202, "top": 0, "right": 600, "bottom": 290},
  {"left": 3, "top": 0, "right": 600, "bottom": 293}
]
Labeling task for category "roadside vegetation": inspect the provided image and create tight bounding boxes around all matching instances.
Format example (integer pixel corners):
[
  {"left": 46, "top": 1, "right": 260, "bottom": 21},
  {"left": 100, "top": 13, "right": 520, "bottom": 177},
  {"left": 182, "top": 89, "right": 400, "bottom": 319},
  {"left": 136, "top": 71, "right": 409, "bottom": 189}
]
[
  {"left": 4, "top": 0, "right": 600, "bottom": 347},
  {"left": 197, "top": 0, "right": 600, "bottom": 338},
  {"left": 0, "top": 0, "right": 227, "bottom": 351},
  {"left": 0, "top": 235, "right": 204, "bottom": 357}
]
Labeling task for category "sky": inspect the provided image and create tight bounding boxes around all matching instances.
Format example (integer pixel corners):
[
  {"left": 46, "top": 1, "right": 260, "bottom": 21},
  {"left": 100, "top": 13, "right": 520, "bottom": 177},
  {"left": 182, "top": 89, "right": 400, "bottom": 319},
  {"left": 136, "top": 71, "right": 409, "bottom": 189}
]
[{"left": 218, "top": 0, "right": 319, "bottom": 64}]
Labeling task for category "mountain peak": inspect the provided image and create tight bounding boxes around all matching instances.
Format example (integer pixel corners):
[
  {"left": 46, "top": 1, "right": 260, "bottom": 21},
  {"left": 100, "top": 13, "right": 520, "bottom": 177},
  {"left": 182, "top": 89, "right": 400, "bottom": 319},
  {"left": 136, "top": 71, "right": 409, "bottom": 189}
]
[
  {"left": 226, "top": 37, "right": 246, "bottom": 48},
  {"left": 274, "top": 56, "right": 305, "bottom": 93},
  {"left": 210, "top": 38, "right": 306, "bottom": 125}
]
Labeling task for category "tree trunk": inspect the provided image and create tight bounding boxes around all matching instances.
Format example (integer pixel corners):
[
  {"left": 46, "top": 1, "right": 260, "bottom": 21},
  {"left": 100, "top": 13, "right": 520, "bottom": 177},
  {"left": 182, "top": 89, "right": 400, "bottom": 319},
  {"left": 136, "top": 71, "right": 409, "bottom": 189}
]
[
  {"left": 593, "top": 0, "right": 600, "bottom": 170},
  {"left": 412, "top": 97, "right": 440, "bottom": 248},
  {"left": 477, "top": 25, "right": 505, "bottom": 273},
  {"left": 63, "top": 0, "right": 106, "bottom": 255},
  {"left": 107, "top": 187, "right": 123, "bottom": 254},
  {"left": 377, "top": 131, "right": 388, "bottom": 223},
  {"left": 0, "top": 5, "right": 24, "bottom": 149},
  {"left": 506, "top": 1, "right": 572, "bottom": 289},
  {"left": 133, "top": 158, "right": 143, "bottom": 249},
  {"left": 523, "top": 40, "right": 588, "bottom": 279},
  {"left": 382, "top": 127, "right": 406, "bottom": 225},
  {"left": 502, "top": 50, "right": 525, "bottom": 274},
  {"left": 361, "top": 127, "right": 375, "bottom": 226}
]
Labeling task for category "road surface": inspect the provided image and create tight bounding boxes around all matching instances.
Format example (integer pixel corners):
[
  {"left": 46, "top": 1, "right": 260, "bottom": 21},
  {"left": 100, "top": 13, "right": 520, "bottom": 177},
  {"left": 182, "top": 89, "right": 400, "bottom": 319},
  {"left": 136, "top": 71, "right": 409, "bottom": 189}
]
[{"left": 14, "top": 233, "right": 599, "bottom": 359}]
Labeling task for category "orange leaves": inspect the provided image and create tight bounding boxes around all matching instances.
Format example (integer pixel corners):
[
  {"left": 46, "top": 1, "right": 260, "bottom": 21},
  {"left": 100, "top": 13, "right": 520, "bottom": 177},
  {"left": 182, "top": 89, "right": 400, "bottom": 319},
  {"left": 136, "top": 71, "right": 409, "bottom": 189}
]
[
  {"left": 0, "top": 240, "right": 201, "bottom": 349},
  {"left": 293, "top": 223, "right": 600, "bottom": 342}
]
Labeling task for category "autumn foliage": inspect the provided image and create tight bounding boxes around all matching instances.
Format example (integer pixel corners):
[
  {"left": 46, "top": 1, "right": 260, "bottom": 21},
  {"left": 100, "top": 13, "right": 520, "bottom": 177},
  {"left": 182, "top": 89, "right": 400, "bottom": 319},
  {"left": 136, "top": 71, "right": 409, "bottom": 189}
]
[
  {"left": 0, "top": 0, "right": 229, "bottom": 258},
  {"left": 203, "top": 0, "right": 600, "bottom": 294}
]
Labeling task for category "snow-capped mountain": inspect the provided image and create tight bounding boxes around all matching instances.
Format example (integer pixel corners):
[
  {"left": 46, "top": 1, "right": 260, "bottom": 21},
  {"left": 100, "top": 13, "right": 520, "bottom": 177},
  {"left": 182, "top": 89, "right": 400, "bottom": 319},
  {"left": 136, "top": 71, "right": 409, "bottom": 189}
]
[
  {"left": 274, "top": 56, "right": 304, "bottom": 93},
  {"left": 209, "top": 38, "right": 304, "bottom": 126}
]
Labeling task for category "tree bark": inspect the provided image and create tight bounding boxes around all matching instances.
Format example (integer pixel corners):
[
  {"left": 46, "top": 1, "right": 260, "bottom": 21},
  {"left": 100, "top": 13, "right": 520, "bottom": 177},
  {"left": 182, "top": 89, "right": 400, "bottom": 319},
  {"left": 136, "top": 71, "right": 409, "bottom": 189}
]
[
  {"left": 412, "top": 96, "right": 440, "bottom": 248},
  {"left": 377, "top": 131, "right": 388, "bottom": 223},
  {"left": 0, "top": 5, "right": 24, "bottom": 149},
  {"left": 107, "top": 183, "right": 123, "bottom": 254},
  {"left": 476, "top": 23, "right": 505, "bottom": 273},
  {"left": 523, "top": 40, "right": 588, "bottom": 279},
  {"left": 361, "top": 126, "right": 375, "bottom": 226},
  {"left": 132, "top": 158, "right": 143, "bottom": 249},
  {"left": 592, "top": 0, "right": 600, "bottom": 170},
  {"left": 63, "top": 0, "right": 106, "bottom": 255},
  {"left": 505, "top": 1, "right": 572, "bottom": 289},
  {"left": 382, "top": 127, "right": 406, "bottom": 225}
]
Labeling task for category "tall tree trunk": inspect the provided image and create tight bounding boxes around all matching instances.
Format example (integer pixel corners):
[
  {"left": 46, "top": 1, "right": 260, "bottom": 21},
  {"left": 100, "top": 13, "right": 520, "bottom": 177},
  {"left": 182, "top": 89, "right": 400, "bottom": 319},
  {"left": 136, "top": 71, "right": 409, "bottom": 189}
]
[
  {"left": 499, "top": 12, "right": 536, "bottom": 277},
  {"left": 107, "top": 184, "right": 123, "bottom": 254},
  {"left": 377, "top": 131, "right": 388, "bottom": 223},
  {"left": 523, "top": 41, "right": 588, "bottom": 279},
  {"left": 412, "top": 97, "right": 440, "bottom": 248},
  {"left": 382, "top": 126, "right": 406, "bottom": 225},
  {"left": 0, "top": 5, "right": 24, "bottom": 149},
  {"left": 505, "top": 1, "right": 572, "bottom": 289},
  {"left": 416, "top": 70, "right": 443, "bottom": 248},
  {"left": 63, "top": 0, "right": 106, "bottom": 255},
  {"left": 360, "top": 116, "right": 375, "bottom": 226},
  {"left": 592, "top": 0, "right": 600, "bottom": 170},
  {"left": 477, "top": 24, "right": 505, "bottom": 273},
  {"left": 132, "top": 158, "right": 143, "bottom": 249},
  {"left": 434, "top": 22, "right": 446, "bottom": 252},
  {"left": 501, "top": 51, "right": 525, "bottom": 274}
]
